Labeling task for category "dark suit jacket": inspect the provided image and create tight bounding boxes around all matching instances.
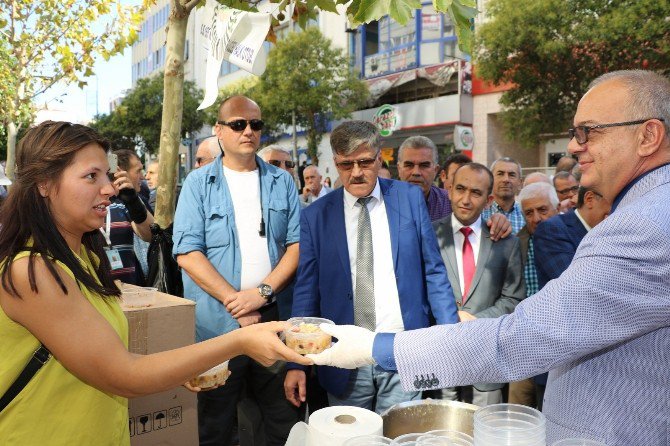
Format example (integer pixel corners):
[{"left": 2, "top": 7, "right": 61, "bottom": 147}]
[
  {"left": 533, "top": 210, "right": 588, "bottom": 289},
  {"left": 290, "top": 178, "right": 459, "bottom": 397},
  {"left": 433, "top": 216, "right": 526, "bottom": 391}
]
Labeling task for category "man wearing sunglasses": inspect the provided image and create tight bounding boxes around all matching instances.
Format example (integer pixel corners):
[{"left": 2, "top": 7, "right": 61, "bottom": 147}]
[
  {"left": 174, "top": 95, "right": 302, "bottom": 445},
  {"left": 307, "top": 70, "right": 670, "bottom": 445},
  {"left": 284, "top": 120, "right": 458, "bottom": 414},
  {"left": 193, "top": 136, "right": 219, "bottom": 169}
]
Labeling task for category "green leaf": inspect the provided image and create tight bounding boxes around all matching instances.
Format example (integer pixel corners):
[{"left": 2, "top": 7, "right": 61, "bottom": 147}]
[
  {"left": 432, "top": 0, "right": 453, "bottom": 11},
  {"left": 311, "top": 0, "right": 339, "bottom": 13},
  {"left": 353, "top": 0, "right": 421, "bottom": 25},
  {"left": 448, "top": 0, "right": 478, "bottom": 55}
]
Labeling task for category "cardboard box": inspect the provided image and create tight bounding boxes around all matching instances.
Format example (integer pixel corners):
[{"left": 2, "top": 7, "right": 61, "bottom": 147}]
[{"left": 122, "top": 287, "right": 198, "bottom": 446}]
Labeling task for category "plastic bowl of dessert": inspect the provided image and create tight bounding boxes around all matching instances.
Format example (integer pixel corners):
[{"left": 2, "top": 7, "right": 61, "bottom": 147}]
[
  {"left": 121, "top": 287, "right": 158, "bottom": 308},
  {"left": 284, "top": 317, "right": 334, "bottom": 355},
  {"left": 189, "top": 361, "right": 230, "bottom": 390}
]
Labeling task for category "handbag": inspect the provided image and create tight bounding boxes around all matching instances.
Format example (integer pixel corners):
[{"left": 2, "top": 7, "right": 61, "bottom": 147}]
[{"left": 0, "top": 344, "right": 51, "bottom": 413}]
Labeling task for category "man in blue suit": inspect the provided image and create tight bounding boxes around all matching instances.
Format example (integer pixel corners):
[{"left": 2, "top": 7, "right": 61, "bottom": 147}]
[
  {"left": 284, "top": 121, "right": 459, "bottom": 414},
  {"left": 534, "top": 186, "right": 610, "bottom": 289},
  {"left": 309, "top": 70, "right": 670, "bottom": 445}
]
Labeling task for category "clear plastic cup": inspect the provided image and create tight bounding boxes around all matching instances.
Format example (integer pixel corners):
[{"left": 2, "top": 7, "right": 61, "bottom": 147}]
[
  {"left": 419, "top": 430, "right": 474, "bottom": 446},
  {"left": 284, "top": 317, "right": 334, "bottom": 354},
  {"left": 392, "top": 433, "right": 431, "bottom": 445},
  {"left": 121, "top": 287, "right": 158, "bottom": 308},
  {"left": 552, "top": 440, "right": 607, "bottom": 446},
  {"left": 473, "top": 404, "right": 545, "bottom": 446},
  {"left": 343, "top": 435, "right": 393, "bottom": 445},
  {"left": 188, "top": 361, "right": 230, "bottom": 389}
]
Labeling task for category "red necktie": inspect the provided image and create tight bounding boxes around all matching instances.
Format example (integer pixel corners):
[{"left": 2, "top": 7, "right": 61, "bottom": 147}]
[{"left": 460, "top": 226, "right": 475, "bottom": 302}]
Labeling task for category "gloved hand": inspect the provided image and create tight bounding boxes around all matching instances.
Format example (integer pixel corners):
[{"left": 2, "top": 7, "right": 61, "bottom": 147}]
[{"left": 306, "top": 324, "right": 376, "bottom": 369}]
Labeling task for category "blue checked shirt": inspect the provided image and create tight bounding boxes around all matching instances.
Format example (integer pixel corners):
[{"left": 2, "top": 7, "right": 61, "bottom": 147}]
[
  {"left": 524, "top": 237, "right": 539, "bottom": 297},
  {"left": 482, "top": 201, "right": 525, "bottom": 235}
]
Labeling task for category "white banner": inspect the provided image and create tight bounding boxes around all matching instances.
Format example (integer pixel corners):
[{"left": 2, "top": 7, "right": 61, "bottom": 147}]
[
  {"left": 197, "top": 0, "right": 272, "bottom": 110},
  {"left": 454, "top": 125, "right": 474, "bottom": 151}
]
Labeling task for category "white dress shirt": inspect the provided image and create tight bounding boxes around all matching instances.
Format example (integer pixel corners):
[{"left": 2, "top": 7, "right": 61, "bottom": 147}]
[
  {"left": 451, "top": 214, "right": 483, "bottom": 294},
  {"left": 343, "top": 180, "right": 404, "bottom": 333},
  {"left": 574, "top": 209, "right": 592, "bottom": 231}
]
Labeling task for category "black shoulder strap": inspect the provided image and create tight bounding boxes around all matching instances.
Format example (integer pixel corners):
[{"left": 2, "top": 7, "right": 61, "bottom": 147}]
[{"left": 0, "top": 344, "right": 51, "bottom": 413}]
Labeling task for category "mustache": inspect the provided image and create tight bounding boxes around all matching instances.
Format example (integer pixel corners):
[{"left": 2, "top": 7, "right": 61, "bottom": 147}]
[{"left": 349, "top": 177, "right": 367, "bottom": 184}]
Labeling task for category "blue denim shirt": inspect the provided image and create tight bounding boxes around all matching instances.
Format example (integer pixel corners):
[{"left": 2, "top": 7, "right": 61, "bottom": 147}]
[{"left": 173, "top": 154, "right": 301, "bottom": 341}]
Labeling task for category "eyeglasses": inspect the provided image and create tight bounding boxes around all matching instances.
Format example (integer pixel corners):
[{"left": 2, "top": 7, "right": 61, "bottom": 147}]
[
  {"left": 568, "top": 118, "right": 664, "bottom": 144},
  {"left": 335, "top": 157, "right": 378, "bottom": 171},
  {"left": 556, "top": 185, "right": 579, "bottom": 196},
  {"left": 217, "top": 119, "right": 264, "bottom": 132},
  {"left": 268, "top": 159, "right": 296, "bottom": 169},
  {"left": 195, "top": 156, "right": 216, "bottom": 166}
]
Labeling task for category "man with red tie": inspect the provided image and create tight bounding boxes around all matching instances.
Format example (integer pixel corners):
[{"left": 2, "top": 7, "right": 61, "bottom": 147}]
[{"left": 431, "top": 162, "right": 526, "bottom": 406}]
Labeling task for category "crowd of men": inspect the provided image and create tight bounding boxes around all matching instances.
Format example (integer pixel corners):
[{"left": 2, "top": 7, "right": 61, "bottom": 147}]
[{"left": 160, "top": 91, "right": 619, "bottom": 446}]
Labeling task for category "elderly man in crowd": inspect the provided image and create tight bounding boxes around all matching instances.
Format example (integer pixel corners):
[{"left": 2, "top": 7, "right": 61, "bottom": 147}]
[
  {"left": 258, "top": 145, "right": 296, "bottom": 179},
  {"left": 310, "top": 70, "right": 670, "bottom": 446},
  {"left": 553, "top": 171, "right": 579, "bottom": 212},
  {"left": 302, "top": 165, "right": 331, "bottom": 204},
  {"left": 284, "top": 121, "right": 458, "bottom": 414},
  {"left": 194, "top": 136, "right": 219, "bottom": 169}
]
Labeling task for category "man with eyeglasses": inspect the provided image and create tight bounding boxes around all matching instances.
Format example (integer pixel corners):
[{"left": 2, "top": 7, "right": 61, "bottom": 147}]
[
  {"left": 553, "top": 171, "right": 579, "bottom": 212},
  {"left": 301, "top": 165, "right": 331, "bottom": 204},
  {"left": 306, "top": 70, "right": 670, "bottom": 445},
  {"left": 258, "top": 145, "right": 297, "bottom": 176},
  {"left": 284, "top": 120, "right": 459, "bottom": 414},
  {"left": 174, "top": 95, "right": 302, "bottom": 446},
  {"left": 193, "top": 136, "right": 219, "bottom": 169}
]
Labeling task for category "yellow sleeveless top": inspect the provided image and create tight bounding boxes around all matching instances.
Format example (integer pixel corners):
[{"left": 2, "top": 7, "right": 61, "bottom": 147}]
[{"left": 0, "top": 248, "right": 130, "bottom": 445}]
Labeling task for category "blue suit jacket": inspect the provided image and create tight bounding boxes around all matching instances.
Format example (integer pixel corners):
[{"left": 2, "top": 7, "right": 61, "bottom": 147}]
[
  {"left": 291, "top": 178, "right": 458, "bottom": 397},
  {"left": 533, "top": 210, "right": 588, "bottom": 290}
]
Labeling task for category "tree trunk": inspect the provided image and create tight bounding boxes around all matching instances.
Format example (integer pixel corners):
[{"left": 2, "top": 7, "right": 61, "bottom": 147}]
[
  {"left": 5, "top": 120, "right": 18, "bottom": 182},
  {"left": 154, "top": 6, "right": 189, "bottom": 228}
]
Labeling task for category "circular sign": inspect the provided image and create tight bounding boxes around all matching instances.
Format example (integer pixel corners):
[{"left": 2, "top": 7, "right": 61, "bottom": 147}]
[{"left": 373, "top": 104, "right": 399, "bottom": 137}]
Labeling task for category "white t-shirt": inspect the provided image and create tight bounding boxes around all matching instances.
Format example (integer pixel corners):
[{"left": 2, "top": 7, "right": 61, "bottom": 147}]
[{"left": 224, "top": 166, "right": 272, "bottom": 290}]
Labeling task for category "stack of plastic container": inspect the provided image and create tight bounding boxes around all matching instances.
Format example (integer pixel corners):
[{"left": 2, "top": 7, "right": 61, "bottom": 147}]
[
  {"left": 343, "top": 435, "right": 392, "bottom": 446},
  {"left": 473, "top": 404, "right": 546, "bottom": 446},
  {"left": 387, "top": 430, "right": 474, "bottom": 445}
]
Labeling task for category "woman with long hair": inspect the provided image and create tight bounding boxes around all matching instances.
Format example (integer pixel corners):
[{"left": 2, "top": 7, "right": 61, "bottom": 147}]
[{"left": 0, "top": 121, "right": 310, "bottom": 444}]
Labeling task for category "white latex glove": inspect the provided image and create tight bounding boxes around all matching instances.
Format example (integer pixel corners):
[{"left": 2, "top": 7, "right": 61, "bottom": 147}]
[{"left": 305, "top": 324, "right": 376, "bottom": 369}]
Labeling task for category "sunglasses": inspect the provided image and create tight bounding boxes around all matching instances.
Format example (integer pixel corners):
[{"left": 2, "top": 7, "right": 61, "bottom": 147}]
[
  {"left": 268, "top": 160, "right": 296, "bottom": 169},
  {"left": 556, "top": 185, "right": 579, "bottom": 196},
  {"left": 217, "top": 119, "right": 264, "bottom": 132},
  {"left": 568, "top": 118, "right": 664, "bottom": 144},
  {"left": 335, "top": 157, "right": 378, "bottom": 171}
]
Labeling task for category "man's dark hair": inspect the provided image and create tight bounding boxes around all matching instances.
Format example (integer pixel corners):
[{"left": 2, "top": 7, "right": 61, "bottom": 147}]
[
  {"left": 577, "top": 186, "right": 602, "bottom": 208},
  {"left": 113, "top": 149, "right": 141, "bottom": 171},
  {"left": 442, "top": 153, "right": 473, "bottom": 176},
  {"left": 553, "top": 170, "right": 575, "bottom": 187},
  {"left": 454, "top": 162, "right": 494, "bottom": 196}
]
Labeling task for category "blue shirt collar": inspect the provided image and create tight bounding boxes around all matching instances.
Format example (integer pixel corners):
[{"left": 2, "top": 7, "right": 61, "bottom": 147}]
[
  {"left": 610, "top": 162, "right": 670, "bottom": 213},
  {"left": 205, "top": 154, "right": 282, "bottom": 184}
]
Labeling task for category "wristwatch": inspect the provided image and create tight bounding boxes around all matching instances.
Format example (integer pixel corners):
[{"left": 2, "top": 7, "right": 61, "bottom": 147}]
[{"left": 257, "top": 283, "right": 274, "bottom": 302}]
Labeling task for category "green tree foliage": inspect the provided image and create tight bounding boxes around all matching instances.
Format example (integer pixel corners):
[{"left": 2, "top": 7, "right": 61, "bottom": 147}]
[
  {"left": 255, "top": 27, "right": 369, "bottom": 162},
  {"left": 90, "top": 74, "right": 206, "bottom": 155},
  {"left": 0, "top": 0, "right": 145, "bottom": 179},
  {"left": 476, "top": 0, "right": 670, "bottom": 148}
]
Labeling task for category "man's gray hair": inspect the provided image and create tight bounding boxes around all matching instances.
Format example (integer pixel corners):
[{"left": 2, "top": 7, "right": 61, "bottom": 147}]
[
  {"left": 523, "top": 172, "right": 551, "bottom": 187},
  {"left": 330, "top": 121, "right": 381, "bottom": 156},
  {"left": 589, "top": 70, "right": 670, "bottom": 137},
  {"left": 518, "top": 182, "right": 559, "bottom": 209},
  {"left": 398, "top": 136, "right": 438, "bottom": 164},
  {"left": 258, "top": 144, "right": 291, "bottom": 160},
  {"left": 490, "top": 156, "right": 522, "bottom": 177},
  {"left": 198, "top": 137, "right": 220, "bottom": 157},
  {"left": 303, "top": 164, "right": 322, "bottom": 177}
]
